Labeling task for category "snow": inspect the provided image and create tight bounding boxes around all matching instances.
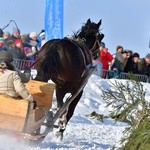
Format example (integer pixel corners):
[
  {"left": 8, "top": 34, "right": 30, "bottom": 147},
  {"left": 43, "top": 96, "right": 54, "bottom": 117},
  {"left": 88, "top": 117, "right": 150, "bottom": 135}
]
[{"left": 0, "top": 73, "right": 149, "bottom": 150}]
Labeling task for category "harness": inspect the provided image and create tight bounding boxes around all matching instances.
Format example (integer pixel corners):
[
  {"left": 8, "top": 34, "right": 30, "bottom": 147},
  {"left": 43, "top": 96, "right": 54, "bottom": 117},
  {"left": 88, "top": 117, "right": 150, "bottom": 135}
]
[{"left": 28, "top": 37, "right": 99, "bottom": 69}]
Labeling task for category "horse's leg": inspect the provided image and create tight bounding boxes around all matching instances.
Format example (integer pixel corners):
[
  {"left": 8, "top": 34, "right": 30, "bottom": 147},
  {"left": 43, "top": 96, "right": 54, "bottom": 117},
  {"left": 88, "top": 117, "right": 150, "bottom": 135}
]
[
  {"left": 56, "top": 85, "right": 66, "bottom": 108},
  {"left": 55, "top": 90, "right": 83, "bottom": 140}
]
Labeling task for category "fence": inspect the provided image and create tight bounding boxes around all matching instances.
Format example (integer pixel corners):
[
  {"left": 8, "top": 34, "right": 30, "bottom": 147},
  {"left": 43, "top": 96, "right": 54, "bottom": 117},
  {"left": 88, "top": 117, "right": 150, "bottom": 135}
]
[
  {"left": 97, "top": 69, "right": 150, "bottom": 83},
  {"left": 12, "top": 59, "right": 36, "bottom": 70}
]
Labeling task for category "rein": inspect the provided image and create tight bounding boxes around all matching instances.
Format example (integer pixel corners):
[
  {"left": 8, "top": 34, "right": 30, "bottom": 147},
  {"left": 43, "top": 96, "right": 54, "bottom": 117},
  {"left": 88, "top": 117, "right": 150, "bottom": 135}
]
[{"left": 28, "top": 51, "right": 47, "bottom": 69}]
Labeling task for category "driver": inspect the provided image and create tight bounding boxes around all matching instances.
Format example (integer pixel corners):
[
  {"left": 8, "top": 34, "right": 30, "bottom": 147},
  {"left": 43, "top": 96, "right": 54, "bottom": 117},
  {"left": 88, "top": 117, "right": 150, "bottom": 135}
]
[
  {"left": 0, "top": 61, "right": 33, "bottom": 101},
  {"left": 0, "top": 49, "right": 31, "bottom": 83}
]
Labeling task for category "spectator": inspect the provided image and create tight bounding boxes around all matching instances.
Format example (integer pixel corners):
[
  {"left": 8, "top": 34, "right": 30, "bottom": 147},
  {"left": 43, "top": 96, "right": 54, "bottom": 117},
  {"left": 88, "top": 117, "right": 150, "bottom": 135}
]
[
  {"left": 99, "top": 42, "right": 113, "bottom": 70},
  {"left": 138, "top": 53, "right": 150, "bottom": 77},
  {"left": 8, "top": 27, "right": 21, "bottom": 42},
  {"left": 24, "top": 32, "right": 39, "bottom": 61},
  {"left": 115, "top": 45, "right": 124, "bottom": 63},
  {"left": 122, "top": 51, "right": 128, "bottom": 66},
  {"left": 127, "top": 50, "right": 133, "bottom": 58},
  {"left": 111, "top": 50, "right": 128, "bottom": 73},
  {"left": 39, "top": 30, "right": 46, "bottom": 48},
  {"left": 7, "top": 39, "right": 26, "bottom": 60},
  {"left": 111, "top": 45, "right": 127, "bottom": 74},
  {"left": 3, "top": 31, "right": 10, "bottom": 42},
  {"left": 98, "top": 42, "right": 113, "bottom": 78},
  {"left": 124, "top": 52, "right": 140, "bottom": 74}
]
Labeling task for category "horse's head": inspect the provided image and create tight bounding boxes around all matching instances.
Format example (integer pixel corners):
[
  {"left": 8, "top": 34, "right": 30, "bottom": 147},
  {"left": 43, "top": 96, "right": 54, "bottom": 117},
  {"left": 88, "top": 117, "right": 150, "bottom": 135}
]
[{"left": 77, "top": 19, "right": 104, "bottom": 59}]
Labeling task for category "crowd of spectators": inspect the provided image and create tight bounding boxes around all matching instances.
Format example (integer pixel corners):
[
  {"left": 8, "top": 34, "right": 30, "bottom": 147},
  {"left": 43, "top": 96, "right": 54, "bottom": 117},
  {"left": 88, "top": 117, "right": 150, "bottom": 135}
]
[
  {"left": 96, "top": 43, "right": 150, "bottom": 78},
  {"left": 0, "top": 27, "right": 46, "bottom": 63},
  {"left": 0, "top": 27, "right": 149, "bottom": 79}
]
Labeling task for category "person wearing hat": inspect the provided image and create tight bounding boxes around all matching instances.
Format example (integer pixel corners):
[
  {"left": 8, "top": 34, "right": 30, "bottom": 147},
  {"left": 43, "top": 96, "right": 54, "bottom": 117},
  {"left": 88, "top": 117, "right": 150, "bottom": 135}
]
[
  {"left": 0, "top": 61, "right": 33, "bottom": 102},
  {"left": 111, "top": 50, "right": 128, "bottom": 73},
  {"left": 0, "top": 49, "right": 31, "bottom": 83},
  {"left": 39, "top": 30, "right": 46, "bottom": 47},
  {"left": 97, "top": 42, "right": 113, "bottom": 77},
  {"left": 138, "top": 53, "right": 150, "bottom": 77},
  {"left": 24, "top": 32, "right": 39, "bottom": 61},
  {"left": 8, "top": 27, "right": 21, "bottom": 42},
  {"left": 124, "top": 52, "right": 140, "bottom": 74},
  {"left": 7, "top": 39, "right": 26, "bottom": 60},
  {"left": 3, "top": 31, "right": 10, "bottom": 42}
]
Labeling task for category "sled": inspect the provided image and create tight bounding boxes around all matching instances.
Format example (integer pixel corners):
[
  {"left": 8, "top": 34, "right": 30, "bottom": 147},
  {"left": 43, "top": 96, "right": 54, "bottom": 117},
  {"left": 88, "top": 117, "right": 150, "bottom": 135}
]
[
  {"left": 0, "top": 66, "right": 96, "bottom": 142},
  {"left": 0, "top": 80, "right": 55, "bottom": 139}
]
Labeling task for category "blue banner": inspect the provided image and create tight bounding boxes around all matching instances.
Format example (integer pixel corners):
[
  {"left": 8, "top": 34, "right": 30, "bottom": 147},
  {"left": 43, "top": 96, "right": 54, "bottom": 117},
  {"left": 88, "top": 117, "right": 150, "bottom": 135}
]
[{"left": 45, "top": 0, "right": 64, "bottom": 41}]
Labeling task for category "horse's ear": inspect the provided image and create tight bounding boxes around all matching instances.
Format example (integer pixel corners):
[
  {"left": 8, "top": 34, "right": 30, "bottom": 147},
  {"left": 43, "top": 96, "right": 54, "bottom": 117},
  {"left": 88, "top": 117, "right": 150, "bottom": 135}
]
[
  {"left": 97, "top": 19, "right": 102, "bottom": 28},
  {"left": 86, "top": 18, "right": 91, "bottom": 24}
]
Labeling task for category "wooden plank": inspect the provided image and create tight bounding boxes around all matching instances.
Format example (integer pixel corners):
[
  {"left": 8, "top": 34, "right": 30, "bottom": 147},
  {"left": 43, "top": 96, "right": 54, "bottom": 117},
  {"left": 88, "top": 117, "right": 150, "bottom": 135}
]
[
  {"left": 25, "top": 80, "right": 55, "bottom": 109},
  {"left": 0, "top": 94, "right": 28, "bottom": 118},
  {"left": 0, "top": 113, "right": 26, "bottom": 132}
]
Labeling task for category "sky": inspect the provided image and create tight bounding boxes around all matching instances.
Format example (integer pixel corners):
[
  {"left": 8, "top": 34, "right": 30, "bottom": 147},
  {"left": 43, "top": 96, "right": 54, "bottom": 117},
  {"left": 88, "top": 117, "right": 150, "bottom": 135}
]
[{"left": 0, "top": 0, "right": 150, "bottom": 57}]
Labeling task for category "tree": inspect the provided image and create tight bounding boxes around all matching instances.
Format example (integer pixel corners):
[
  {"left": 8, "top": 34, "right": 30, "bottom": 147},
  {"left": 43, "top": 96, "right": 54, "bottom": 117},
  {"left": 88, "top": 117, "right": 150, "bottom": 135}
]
[{"left": 102, "top": 76, "right": 150, "bottom": 150}]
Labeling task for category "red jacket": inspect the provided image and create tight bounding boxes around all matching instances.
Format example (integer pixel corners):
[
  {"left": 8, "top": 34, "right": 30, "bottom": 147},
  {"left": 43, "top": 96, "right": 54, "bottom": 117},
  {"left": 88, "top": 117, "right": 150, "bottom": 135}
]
[{"left": 99, "top": 48, "right": 113, "bottom": 70}]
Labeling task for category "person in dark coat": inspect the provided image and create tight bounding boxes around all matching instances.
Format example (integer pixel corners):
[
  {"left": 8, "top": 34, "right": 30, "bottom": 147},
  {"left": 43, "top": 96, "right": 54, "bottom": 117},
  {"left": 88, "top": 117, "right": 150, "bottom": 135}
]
[
  {"left": 8, "top": 27, "right": 21, "bottom": 42},
  {"left": 124, "top": 53, "right": 140, "bottom": 74},
  {"left": 7, "top": 39, "right": 26, "bottom": 60},
  {"left": 111, "top": 50, "right": 128, "bottom": 73},
  {"left": 138, "top": 53, "right": 150, "bottom": 77}
]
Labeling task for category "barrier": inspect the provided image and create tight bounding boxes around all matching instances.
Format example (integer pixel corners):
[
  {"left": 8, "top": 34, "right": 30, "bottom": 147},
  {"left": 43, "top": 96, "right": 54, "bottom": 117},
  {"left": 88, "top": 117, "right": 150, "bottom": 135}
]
[
  {"left": 117, "top": 73, "right": 149, "bottom": 82},
  {"left": 12, "top": 59, "right": 35, "bottom": 70},
  {"left": 97, "top": 69, "right": 149, "bottom": 83}
]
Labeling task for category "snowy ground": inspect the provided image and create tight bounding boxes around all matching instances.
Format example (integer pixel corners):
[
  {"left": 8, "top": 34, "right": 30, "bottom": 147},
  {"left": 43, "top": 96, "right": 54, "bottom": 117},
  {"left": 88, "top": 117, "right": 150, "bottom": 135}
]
[{"left": 1, "top": 73, "right": 150, "bottom": 150}]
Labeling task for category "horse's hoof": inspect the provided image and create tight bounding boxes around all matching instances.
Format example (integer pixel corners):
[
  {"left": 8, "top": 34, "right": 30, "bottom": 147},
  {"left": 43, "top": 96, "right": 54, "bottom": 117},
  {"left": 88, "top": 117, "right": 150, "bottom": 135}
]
[{"left": 54, "top": 131, "right": 63, "bottom": 142}]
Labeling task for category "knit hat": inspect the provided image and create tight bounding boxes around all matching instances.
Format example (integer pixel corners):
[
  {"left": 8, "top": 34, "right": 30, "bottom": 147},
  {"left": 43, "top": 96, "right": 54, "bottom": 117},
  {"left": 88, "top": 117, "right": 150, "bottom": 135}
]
[
  {"left": 39, "top": 32, "right": 45, "bottom": 37},
  {"left": 3, "top": 31, "right": 10, "bottom": 36},
  {"left": 122, "top": 50, "right": 128, "bottom": 54},
  {"left": 13, "top": 27, "right": 20, "bottom": 34},
  {"left": 39, "top": 29, "right": 45, "bottom": 37},
  {"left": 145, "top": 53, "right": 150, "bottom": 59},
  {"left": 132, "top": 53, "right": 140, "bottom": 58},
  {"left": 29, "top": 32, "right": 37, "bottom": 38}
]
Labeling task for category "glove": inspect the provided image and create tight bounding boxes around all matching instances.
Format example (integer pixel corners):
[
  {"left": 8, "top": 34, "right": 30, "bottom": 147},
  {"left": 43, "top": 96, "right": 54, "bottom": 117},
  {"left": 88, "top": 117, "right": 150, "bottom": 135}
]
[{"left": 24, "top": 66, "right": 31, "bottom": 74}]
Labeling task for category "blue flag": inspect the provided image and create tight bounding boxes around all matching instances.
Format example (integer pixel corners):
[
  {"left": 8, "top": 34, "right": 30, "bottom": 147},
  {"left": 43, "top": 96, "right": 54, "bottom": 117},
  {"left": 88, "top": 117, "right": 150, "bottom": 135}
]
[{"left": 45, "top": 0, "right": 64, "bottom": 41}]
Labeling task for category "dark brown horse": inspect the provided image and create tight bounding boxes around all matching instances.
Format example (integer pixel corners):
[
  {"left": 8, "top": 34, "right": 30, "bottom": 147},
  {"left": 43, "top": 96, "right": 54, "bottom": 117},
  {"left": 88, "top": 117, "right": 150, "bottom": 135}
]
[{"left": 35, "top": 18, "right": 104, "bottom": 140}]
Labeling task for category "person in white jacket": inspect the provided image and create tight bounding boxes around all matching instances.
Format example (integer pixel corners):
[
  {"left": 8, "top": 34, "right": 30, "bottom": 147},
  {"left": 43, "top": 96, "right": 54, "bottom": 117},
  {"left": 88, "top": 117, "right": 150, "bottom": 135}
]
[{"left": 0, "top": 61, "right": 33, "bottom": 101}]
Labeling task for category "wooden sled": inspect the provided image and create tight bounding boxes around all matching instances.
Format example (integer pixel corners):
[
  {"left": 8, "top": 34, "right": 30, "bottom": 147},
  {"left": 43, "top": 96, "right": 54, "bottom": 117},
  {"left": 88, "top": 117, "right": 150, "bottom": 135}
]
[
  {"left": 0, "top": 66, "right": 96, "bottom": 142},
  {"left": 0, "top": 80, "right": 55, "bottom": 137}
]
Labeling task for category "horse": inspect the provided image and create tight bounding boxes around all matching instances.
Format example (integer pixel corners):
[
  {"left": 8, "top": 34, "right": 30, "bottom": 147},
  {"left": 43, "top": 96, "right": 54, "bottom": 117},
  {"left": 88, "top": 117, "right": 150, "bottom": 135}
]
[{"left": 34, "top": 18, "right": 104, "bottom": 140}]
